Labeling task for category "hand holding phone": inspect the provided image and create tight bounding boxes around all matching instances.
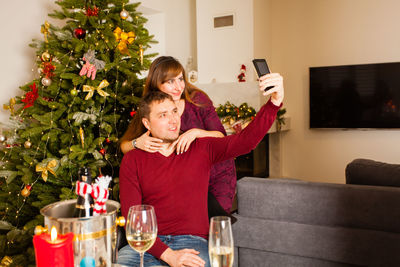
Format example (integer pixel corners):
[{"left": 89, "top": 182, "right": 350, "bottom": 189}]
[{"left": 252, "top": 59, "right": 274, "bottom": 91}]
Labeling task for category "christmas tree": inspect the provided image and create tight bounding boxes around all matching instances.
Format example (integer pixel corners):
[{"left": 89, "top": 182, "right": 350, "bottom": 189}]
[{"left": 0, "top": 0, "right": 155, "bottom": 265}]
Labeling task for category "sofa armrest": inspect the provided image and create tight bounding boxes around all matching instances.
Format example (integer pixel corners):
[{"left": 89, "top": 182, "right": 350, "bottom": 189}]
[{"left": 345, "top": 158, "right": 400, "bottom": 187}]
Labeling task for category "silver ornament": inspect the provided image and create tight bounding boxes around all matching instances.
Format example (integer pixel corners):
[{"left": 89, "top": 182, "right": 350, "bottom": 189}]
[
  {"left": 41, "top": 77, "right": 52, "bottom": 87},
  {"left": 120, "top": 9, "right": 129, "bottom": 19},
  {"left": 0, "top": 134, "right": 6, "bottom": 142}
]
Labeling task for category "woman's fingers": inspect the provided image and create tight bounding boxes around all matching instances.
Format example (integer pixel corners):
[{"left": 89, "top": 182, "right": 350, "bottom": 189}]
[{"left": 176, "top": 138, "right": 185, "bottom": 154}]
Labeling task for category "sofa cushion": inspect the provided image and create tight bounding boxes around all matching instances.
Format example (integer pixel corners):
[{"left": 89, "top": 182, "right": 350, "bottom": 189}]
[
  {"left": 237, "top": 177, "right": 400, "bottom": 233},
  {"left": 233, "top": 215, "right": 400, "bottom": 266},
  {"left": 346, "top": 158, "right": 400, "bottom": 187},
  {"left": 238, "top": 248, "right": 356, "bottom": 267}
]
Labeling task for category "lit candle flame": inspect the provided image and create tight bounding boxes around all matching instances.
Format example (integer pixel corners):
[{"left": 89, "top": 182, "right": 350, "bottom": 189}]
[{"left": 50, "top": 226, "right": 58, "bottom": 242}]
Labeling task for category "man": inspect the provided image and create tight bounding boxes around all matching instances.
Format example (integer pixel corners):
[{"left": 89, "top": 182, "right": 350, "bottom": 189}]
[{"left": 118, "top": 73, "right": 284, "bottom": 267}]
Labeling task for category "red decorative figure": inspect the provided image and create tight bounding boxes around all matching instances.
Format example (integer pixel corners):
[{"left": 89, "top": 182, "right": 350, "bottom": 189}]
[{"left": 237, "top": 64, "right": 246, "bottom": 82}]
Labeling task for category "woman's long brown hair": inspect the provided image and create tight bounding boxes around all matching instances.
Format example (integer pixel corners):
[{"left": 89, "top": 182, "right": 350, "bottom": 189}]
[{"left": 120, "top": 56, "right": 210, "bottom": 143}]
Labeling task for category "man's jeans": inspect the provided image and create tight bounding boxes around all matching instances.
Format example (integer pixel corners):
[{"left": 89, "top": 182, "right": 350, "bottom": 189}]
[{"left": 117, "top": 235, "right": 211, "bottom": 267}]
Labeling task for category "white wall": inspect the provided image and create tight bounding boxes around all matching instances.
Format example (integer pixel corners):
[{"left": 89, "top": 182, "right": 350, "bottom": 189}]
[
  {"left": 0, "top": 0, "right": 59, "bottom": 124},
  {"left": 196, "top": 0, "right": 254, "bottom": 83},
  {"left": 140, "top": 0, "right": 197, "bottom": 69},
  {"left": 265, "top": 0, "right": 400, "bottom": 183}
]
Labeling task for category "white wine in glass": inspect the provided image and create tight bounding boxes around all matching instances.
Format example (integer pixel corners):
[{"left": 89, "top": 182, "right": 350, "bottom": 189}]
[
  {"left": 126, "top": 205, "right": 157, "bottom": 267},
  {"left": 209, "top": 216, "right": 234, "bottom": 267}
]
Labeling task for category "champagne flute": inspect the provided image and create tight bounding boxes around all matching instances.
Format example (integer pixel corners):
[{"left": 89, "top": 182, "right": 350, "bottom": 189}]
[
  {"left": 209, "top": 216, "right": 234, "bottom": 267},
  {"left": 126, "top": 205, "right": 157, "bottom": 267}
]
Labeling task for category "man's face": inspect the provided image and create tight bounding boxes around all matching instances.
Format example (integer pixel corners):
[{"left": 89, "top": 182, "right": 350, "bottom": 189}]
[{"left": 142, "top": 99, "right": 181, "bottom": 142}]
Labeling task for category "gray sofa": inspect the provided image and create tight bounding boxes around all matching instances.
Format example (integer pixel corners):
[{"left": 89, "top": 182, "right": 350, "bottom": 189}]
[{"left": 232, "top": 159, "right": 400, "bottom": 267}]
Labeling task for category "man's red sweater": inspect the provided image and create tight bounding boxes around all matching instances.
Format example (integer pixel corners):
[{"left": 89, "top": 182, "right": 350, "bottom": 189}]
[{"left": 119, "top": 100, "right": 281, "bottom": 258}]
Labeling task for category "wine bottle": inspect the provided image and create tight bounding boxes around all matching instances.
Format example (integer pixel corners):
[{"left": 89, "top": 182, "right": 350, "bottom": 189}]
[{"left": 74, "top": 167, "right": 94, "bottom": 217}]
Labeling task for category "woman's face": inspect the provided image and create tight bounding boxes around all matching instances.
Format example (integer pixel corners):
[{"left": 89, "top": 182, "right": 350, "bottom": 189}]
[{"left": 159, "top": 72, "right": 185, "bottom": 101}]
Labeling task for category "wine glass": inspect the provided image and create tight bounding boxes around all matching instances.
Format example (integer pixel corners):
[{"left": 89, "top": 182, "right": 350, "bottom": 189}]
[
  {"left": 209, "top": 216, "right": 234, "bottom": 267},
  {"left": 126, "top": 205, "right": 158, "bottom": 267}
]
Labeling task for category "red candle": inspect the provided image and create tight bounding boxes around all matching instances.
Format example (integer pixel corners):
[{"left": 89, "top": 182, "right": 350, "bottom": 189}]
[{"left": 33, "top": 226, "right": 74, "bottom": 267}]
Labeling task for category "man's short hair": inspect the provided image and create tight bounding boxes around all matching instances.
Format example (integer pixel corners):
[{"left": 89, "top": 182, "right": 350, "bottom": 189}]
[{"left": 138, "top": 91, "right": 173, "bottom": 119}]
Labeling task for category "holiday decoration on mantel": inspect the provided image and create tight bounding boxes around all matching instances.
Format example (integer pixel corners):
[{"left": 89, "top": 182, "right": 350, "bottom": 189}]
[
  {"left": 216, "top": 101, "right": 256, "bottom": 134},
  {"left": 0, "top": 0, "right": 156, "bottom": 265},
  {"left": 237, "top": 64, "right": 246, "bottom": 82}
]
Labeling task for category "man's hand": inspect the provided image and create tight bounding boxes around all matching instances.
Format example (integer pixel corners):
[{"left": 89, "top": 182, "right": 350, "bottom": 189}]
[
  {"left": 258, "top": 73, "right": 284, "bottom": 106},
  {"left": 136, "top": 130, "right": 164, "bottom": 152},
  {"left": 175, "top": 128, "right": 199, "bottom": 154},
  {"left": 160, "top": 248, "right": 206, "bottom": 267}
]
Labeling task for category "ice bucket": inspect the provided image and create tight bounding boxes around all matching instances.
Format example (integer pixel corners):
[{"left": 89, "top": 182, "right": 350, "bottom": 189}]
[{"left": 40, "top": 199, "right": 124, "bottom": 266}]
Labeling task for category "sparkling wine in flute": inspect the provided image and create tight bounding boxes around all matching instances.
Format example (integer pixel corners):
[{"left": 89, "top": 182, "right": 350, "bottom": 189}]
[
  {"left": 127, "top": 232, "right": 157, "bottom": 253},
  {"left": 209, "top": 246, "right": 234, "bottom": 267},
  {"left": 209, "top": 216, "right": 234, "bottom": 267}
]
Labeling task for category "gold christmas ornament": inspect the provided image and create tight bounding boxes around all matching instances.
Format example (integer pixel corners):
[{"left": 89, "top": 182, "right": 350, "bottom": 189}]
[
  {"left": 139, "top": 45, "right": 144, "bottom": 65},
  {"left": 3, "top": 98, "right": 16, "bottom": 115},
  {"left": 21, "top": 186, "right": 31, "bottom": 197},
  {"left": 0, "top": 256, "right": 12, "bottom": 266},
  {"left": 36, "top": 159, "right": 58, "bottom": 182},
  {"left": 24, "top": 140, "right": 32, "bottom": 149},
  {"left": 113, "top": 27, "right": 135, "bottom": 54},
  {"left": 41, "top": 21, "right": 50, "bottom": 43},
  {"left": 79, "top": 127, "right": 85, "bottom": 148},
  {"left": 83, "top": 79, "right": 110, "bottom": 100},
  {"left": 120, "top": 9, "right": 129, "bottom": 19},
  {"left": 70, "top": 88, "right": 78, "bottom": 96},
  {"left": 41, "top": 51, "right": 51, "bottom": 62}
]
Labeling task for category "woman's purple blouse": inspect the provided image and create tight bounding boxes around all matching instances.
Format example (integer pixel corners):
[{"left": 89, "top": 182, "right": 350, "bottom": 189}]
[{"left": 180, "top": 91, "right": 237, "bottom": 212}]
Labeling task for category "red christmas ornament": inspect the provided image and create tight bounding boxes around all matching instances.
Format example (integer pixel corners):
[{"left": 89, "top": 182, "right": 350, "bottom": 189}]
[
  {"left": 130, "top": 110, "right": 137, "bottom": 117},
  {"left": 26, "top": 185, "right": 32, "bottom": 191},
  {"left": 99, "top": 148, "right": 106, "bottom": 155},
  {"left": 74, "top": 28, "right": 86, "bottom": 39},
  {"left": 86, "top": 6, "right": 99, "bottom": 17},
  {"left": 105, "top": 138, "right": 111, "bottom": 143}
]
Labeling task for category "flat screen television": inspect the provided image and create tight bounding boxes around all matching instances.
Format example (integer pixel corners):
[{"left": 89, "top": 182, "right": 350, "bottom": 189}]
[{"left": 310, "top": 62, "right": 400, "bottom": 128}]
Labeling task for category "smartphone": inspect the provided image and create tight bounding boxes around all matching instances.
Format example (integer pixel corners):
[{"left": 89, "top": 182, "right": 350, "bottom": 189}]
[{"left": 252, "top": 59, "right": 274, "bottom": 91}]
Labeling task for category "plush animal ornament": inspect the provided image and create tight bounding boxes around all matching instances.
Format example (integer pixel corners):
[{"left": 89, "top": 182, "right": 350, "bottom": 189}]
[{"left": 79, "top": 49, "right": 106, "bottom": 80}]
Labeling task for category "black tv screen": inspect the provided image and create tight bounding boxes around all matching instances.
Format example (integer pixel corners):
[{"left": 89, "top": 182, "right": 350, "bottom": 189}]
[{"left": 310, "top": 62, "right": 400, "bottom": 128}]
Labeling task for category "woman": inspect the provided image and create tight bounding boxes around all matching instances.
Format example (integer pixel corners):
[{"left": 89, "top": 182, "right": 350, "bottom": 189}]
[{"left": 120, "top": 56, "right": 237, "bottom": 214}]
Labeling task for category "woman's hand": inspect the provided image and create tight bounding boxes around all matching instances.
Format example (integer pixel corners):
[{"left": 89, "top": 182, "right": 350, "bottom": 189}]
[
  {"left": 136, "top": 130, "right": 164, "bottom": 153},
  {"left": 175, "top": 128, "right": 199, "bottom": 154},
  {"left": 161, "top": 248, "right": 205, "bottom": 267},
  {"left": 259, "top": 73, "right": 284, "bottom": 106}
]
